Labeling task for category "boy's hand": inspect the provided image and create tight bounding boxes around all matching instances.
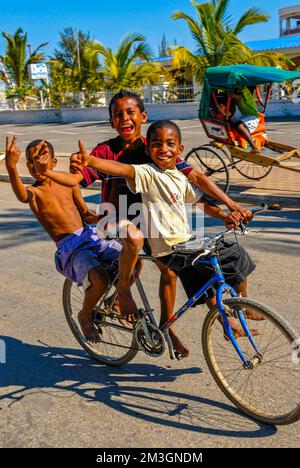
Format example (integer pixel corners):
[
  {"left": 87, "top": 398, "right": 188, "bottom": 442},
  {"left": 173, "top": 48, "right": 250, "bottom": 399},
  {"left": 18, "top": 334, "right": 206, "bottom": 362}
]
[
  {"left": 69, "top": 141, "right": 90, "bottom": 173},
  {"left": 78, "top": 140, "right": 90, "bottom": 167},
  {"left": 224, "top": 211, "right": 243, "bottom": 230},
  {"left": 229, "top": 203, "right": 253, "bottom": 224},
  {"left": 31, "top": 140, "right": 50, "bottom": 175},
  {"left": 5, "top": 136, "right": 21, "bottom": 168}
]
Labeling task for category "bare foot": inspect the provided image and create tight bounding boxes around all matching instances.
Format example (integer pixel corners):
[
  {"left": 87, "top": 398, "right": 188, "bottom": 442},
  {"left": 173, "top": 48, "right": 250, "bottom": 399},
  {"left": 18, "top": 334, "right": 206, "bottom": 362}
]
[
  {"left": 169, "top": 329, "right": 190, "bottom": 359},
  {"left": 117, "top": 289, "right": 139, "bottom": 324},
  {"left": 244, "top": 309, "right": 265, "bottom": 321},
  {"left": 104, "top": 296, "right": 132, "bottom": 329},
  {"left": 218, "top": 316, "right": 259, "bottom": 341},
  {"left": 78, "top": 310, "right": 101, "bottom": 343},
  {"left": 223, "top": 316, "right": 259, "bottom": 341}
]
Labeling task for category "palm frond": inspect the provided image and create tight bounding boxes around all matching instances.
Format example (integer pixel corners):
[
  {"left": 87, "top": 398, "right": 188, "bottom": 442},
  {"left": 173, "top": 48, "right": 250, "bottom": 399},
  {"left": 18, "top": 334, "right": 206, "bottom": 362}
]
[{"left": 234, "top": 8, "right": 269, "bottom": 35}]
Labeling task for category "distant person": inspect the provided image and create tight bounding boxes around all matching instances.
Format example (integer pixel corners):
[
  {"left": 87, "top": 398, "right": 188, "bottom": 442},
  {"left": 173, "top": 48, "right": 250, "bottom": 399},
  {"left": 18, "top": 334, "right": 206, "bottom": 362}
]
[{"left": 228, "top": 87, "right": 260, "bottom": 152}]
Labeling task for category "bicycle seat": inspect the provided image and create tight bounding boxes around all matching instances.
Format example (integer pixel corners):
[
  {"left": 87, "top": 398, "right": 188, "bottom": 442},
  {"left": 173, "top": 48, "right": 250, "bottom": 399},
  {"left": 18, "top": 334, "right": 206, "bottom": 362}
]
[{"left": 172, "top": 237, "right": 210, "bottom": 254}]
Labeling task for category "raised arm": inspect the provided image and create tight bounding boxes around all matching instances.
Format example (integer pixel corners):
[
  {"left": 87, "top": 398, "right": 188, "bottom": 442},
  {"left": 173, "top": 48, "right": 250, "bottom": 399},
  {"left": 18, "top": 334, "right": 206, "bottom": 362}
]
[
  {"left": 76, "top": 140, "right": 135, "bottom": 181},
  {"left": 5, "top": 136, "right": 31, "bottom": 203},
  {"left": 32, "top": 145, "right": 84, "bottom": 187}
]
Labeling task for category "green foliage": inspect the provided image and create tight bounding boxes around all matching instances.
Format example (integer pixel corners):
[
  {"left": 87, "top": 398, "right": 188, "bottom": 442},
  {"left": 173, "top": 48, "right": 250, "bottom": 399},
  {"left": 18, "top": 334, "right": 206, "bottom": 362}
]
[
  {"left": 0, "top": 28, "right": 47, "bottom": 107},
  {"left": 171, "top": 0, "right": 293, "bottom": 83},
  {"left": 86, "top": 32, "right": 171, "bottom": 90}
]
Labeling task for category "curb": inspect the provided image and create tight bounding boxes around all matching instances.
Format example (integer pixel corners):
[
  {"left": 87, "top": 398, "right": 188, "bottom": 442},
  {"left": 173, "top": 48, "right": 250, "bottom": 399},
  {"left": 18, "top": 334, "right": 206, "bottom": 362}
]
[
  {"left": 229, "top": 190, "right": 300, "bottom": 207},
  {"left": 1, "top": 173, "right": 299, "bottom": 206}
]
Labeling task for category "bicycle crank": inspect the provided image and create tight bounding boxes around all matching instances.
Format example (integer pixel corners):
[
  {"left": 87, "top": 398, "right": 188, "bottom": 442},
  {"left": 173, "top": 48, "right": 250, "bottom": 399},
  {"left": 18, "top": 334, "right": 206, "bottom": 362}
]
[{"left": 134, "top": 321, "right": 165, "bottom": 357}]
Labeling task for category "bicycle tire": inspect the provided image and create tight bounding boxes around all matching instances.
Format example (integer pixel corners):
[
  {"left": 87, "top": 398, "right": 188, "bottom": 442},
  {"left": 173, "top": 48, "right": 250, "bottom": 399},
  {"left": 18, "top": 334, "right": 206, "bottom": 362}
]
[
  {"left": 185, "top": 146, "right": 230, "bottom": 194},
  {"left": 63, "top": 279, "right": 139, "bottom": 367},
  {"left": 202, "top": 297, "right": 300, "bottom": 426}
]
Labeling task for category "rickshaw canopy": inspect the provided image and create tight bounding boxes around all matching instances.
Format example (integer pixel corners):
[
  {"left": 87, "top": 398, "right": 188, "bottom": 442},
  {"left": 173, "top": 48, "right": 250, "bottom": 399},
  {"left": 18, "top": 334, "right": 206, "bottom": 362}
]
[{"left": 199, "top": 64, "right": 300, "bottom": 118}]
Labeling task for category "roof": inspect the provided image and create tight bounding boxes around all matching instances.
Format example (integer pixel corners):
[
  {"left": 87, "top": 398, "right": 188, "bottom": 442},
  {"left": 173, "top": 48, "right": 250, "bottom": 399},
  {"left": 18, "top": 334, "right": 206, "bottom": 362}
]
[
  {"left": 205, "top": 64, "right": 300, "bottom": 87},
  {"left": 246, "top": 36, "right": 300, "bottom": 51}
]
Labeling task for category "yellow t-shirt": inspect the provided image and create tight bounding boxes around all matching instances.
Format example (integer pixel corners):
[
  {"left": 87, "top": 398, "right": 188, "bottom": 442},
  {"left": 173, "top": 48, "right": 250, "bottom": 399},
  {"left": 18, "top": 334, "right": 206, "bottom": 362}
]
[{"left": 127, "top": 164, "right": 202, "bottom": 257}]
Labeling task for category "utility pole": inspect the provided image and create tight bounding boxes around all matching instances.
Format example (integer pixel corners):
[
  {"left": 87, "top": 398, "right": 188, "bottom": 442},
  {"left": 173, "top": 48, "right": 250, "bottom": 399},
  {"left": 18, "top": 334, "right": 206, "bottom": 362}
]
[{"left": 77, "top": 32, "right": 81, "bottom": 73}]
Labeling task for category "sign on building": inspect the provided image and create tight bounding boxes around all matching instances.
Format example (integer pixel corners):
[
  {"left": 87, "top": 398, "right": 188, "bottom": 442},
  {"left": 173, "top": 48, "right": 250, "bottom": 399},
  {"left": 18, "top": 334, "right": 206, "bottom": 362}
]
[{"left": 28, "top": 63, "right": 48, "bottom": 81}]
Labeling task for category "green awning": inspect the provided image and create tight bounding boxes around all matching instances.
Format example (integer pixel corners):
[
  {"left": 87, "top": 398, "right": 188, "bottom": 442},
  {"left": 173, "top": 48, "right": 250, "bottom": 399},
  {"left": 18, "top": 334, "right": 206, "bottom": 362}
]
[{"left": 199, "top": 64, "right": 300, "bottom": 118}]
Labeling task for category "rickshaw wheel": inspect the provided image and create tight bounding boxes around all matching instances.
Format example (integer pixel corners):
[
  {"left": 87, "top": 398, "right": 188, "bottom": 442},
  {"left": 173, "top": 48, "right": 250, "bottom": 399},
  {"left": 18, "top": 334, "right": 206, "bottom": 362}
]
[
  {"left": 185, "top": 145, "right": 230, "bottom": 194},
  {"left": 231, "top": 157, "right": 273, "bottom": 180}
]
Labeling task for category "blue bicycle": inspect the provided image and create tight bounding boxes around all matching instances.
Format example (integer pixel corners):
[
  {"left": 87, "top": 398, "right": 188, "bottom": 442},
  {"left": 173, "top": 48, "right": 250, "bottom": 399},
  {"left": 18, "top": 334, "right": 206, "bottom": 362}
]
[{"left": 63, "top": 205, "right": 300, "bottom": 426}]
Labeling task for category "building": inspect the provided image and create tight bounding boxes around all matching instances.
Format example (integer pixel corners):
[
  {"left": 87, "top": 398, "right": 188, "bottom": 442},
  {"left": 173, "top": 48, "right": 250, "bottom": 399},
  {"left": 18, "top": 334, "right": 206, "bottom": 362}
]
[{"left": 246, "top": 4, "right": 300, "bottom": 66}]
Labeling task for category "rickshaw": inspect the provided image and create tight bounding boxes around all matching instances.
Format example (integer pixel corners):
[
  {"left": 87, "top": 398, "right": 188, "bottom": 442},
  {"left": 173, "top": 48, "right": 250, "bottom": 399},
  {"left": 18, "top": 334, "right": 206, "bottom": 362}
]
[{"left": 185, "top": 64, "right": 300, "bottom": 193}]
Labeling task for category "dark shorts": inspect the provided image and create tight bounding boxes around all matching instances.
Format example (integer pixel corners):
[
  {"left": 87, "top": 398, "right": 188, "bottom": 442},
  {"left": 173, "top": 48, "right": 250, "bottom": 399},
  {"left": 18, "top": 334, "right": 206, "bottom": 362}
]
[{"left": 158, "top": 240, "right": 256, "bottom": 305}]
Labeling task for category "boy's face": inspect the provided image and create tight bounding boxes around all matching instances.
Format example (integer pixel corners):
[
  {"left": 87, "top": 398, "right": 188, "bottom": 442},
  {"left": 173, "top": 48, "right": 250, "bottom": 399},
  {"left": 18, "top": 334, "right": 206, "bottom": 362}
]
[
  {"left": 147, "top": 127, "right": 184, "bottom": 171},
  {"left": 110, "top": 97, "right": 147, "bottom": 144},
  {"left": 26, "top": 144, "right": 57, "bottom": 181},
  {"left": 219, "top": 104, "right": 226, "bottom": 114}
]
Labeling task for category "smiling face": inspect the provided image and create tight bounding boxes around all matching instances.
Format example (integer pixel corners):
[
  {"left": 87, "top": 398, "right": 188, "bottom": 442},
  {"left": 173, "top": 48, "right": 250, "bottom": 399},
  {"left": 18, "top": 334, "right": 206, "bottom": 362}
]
[
  {"left": 110, "top": 97, "right": 147, "bottom": 144},
  {"left": 147, "top": 127, "right": 184, "bottom": 171}
]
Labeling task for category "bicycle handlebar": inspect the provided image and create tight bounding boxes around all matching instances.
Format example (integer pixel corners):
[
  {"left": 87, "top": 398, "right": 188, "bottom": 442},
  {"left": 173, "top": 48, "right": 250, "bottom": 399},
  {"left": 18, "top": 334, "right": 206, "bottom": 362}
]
[{"left": 206, "top": 203, "right": 272, "bottom": 247}]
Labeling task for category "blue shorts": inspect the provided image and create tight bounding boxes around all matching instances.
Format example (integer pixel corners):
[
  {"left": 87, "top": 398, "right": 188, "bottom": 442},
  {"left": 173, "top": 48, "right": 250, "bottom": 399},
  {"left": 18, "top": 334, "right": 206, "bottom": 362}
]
[{"left": 55, "top": 226, "right": 122, "bottom": 287}]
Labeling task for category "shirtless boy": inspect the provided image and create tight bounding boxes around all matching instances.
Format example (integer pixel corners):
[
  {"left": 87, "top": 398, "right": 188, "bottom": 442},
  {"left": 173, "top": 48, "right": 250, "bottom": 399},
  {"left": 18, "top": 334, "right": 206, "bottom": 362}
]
[{"left": 5, "top": 137, "right": 122, "bottom": 343}]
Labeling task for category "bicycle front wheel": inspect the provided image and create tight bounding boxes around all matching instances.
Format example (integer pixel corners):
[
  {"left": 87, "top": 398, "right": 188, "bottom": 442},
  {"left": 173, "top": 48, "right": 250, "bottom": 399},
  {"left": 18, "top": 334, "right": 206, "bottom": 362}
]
[
  {"left": 63, "top": 279, "right": 138, "bottom": 367},
  {"left": 202, "top": 297, "right": 300, "bottom": 425}
]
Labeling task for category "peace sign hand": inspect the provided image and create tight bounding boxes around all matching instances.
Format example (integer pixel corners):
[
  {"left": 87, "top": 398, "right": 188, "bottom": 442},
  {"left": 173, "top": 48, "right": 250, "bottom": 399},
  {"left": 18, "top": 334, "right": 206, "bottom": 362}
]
[
  {"left": 5, "top": 136, "right": 21, "bottom": 167},
  {"left": 31, "top": 141, "right": 51, "bottom": 176},
  {"left": 77, "top": 140, "right": 90, "bottom": 167}
]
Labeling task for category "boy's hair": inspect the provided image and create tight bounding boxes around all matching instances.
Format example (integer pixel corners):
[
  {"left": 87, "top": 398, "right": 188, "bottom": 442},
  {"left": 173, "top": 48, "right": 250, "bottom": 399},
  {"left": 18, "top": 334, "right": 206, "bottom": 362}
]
[
  {"left": 147, "top": 120, "right": 182, "bottom": 144},
  {"left": 109, "top": 89, "right": 145, "bottom": 118},
  {"left": 25, "top": 140, "right": 54, "bottom": 161}
]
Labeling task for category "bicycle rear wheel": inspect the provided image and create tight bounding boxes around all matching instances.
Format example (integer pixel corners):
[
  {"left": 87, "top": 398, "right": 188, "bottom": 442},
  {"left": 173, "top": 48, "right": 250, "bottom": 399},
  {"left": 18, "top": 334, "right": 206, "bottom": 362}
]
[
  {"left": 202, "top": 297, "right": 300, "bottom": 425},
  {"left": 63, "top": 279, "right": 138, "bottom": 366}
]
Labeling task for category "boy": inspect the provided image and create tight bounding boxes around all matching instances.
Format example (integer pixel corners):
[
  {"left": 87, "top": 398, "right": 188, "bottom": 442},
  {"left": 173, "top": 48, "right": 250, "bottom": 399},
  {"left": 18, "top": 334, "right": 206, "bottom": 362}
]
[
  {"left": 59, "top": 90, "right": 253, "bottom": 356},
  {"left": 5, "top": 137, "right": 122, "bottom": 343},
  {"left": 228, "top": 88, "right": 260, "bottom": 152},
  {"left": 37, "top": 122, "right": 255, "bottom": 356}
]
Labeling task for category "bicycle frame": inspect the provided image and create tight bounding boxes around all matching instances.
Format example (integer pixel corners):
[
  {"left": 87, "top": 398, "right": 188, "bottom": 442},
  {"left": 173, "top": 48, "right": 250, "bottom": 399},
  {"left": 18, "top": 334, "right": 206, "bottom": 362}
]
[{"left": 136, "top": 253, "right": 260, "bottom": 368}]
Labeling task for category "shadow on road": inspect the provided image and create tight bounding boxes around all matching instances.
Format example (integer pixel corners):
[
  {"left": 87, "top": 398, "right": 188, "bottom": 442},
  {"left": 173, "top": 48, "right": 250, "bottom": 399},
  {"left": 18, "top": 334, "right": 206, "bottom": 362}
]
[{"left": 0, "top": 336, "right": 277, "bottom": 439}]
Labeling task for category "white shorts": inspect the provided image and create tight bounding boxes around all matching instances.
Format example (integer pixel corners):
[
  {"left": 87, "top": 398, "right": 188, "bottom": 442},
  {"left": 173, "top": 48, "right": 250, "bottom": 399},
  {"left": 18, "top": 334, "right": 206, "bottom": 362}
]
[{"left": 241, "top": 116, "right": 260, "bottom": 134}]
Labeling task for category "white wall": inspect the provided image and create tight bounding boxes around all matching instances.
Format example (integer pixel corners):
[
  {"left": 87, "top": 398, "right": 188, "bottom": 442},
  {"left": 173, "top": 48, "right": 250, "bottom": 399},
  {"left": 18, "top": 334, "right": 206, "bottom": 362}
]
[{"left": 0, "top": 100, "right": 299, "bottom": 125}]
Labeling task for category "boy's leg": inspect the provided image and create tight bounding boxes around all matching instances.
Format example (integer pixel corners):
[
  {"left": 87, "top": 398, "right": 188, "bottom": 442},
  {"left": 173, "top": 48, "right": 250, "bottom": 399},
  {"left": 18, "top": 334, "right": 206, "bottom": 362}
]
[
  {"left": 117, "top": 223, "right": 144, "bottom": 321},
  {"left": 155, "top": 261, "right": 189, "bottom": 358},
  {"left": 78, "top": 266, "right": 110, "bottom": 343},
  {"left": 237, "top": 123, "right": 259, "bottom": 151}
]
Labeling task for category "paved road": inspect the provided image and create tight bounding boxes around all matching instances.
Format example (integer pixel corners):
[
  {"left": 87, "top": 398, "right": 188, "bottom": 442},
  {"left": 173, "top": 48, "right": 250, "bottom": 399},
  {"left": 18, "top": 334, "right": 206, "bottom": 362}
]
[
  {"left": 0, "top": 182, "right": 299, "bottom": 448},
  {"left": 1, "top": 117, "right": 300, "bottom": 155}
]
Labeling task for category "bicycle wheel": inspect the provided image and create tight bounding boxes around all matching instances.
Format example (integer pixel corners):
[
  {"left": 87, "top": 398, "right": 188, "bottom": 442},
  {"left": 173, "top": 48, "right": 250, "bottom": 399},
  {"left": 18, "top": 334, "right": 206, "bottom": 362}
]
[
  {"left": 185, "top": 146, "right": 230, "bottom": 194},
  {"left": 202, "top": 297, "right": 300, "bottom": 425},
  {"left": 62, "top": 279, "right": 139, "bottom": 367},
  {"left": 233, "top": 158, "right": 273, "bottom": 180}
]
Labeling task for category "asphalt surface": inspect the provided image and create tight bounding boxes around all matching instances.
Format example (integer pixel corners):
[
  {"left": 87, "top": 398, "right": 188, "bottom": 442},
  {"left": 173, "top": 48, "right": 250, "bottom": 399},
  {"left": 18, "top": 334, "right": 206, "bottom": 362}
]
[
  {"left": 0, "top": 181, "right": 299, "bottom": 448},
  {"left": 1, "top": 117, "right": 300, "bottom": 156}
]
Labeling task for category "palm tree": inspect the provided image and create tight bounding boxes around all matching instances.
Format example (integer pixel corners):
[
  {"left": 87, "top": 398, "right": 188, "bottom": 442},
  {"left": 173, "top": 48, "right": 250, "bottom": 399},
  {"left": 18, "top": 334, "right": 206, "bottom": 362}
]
[
  {"left": 171, "top": 0, "right": 293, "bottom": 83},
  {"left": 51, "top": 28, "right": 101, "bottom": 93},
  {"left": 0, "top": 28, "right": 48, "bottom": 108},
  {"left": 85, "top": 32, "right": 171, "bottom": 90}
]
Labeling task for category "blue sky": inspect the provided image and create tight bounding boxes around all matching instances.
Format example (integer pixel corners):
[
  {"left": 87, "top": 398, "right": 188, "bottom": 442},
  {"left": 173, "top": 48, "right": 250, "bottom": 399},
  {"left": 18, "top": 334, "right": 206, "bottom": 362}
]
[{"left": 0, "top": 0, "right": 297, "bottom": 57}]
